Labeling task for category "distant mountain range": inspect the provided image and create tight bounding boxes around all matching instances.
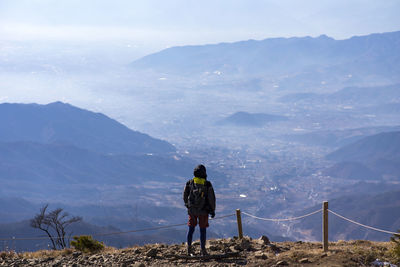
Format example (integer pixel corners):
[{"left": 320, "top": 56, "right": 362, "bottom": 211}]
[
  {"left": 130, "top": 31, "right": 400, "bottom": 80},
  {"left": 218, "top": 111, "right": 287, "bottom": 127},
  {"left": 324, "top": 131, "right": 400, "bottom": 180},
  {"left": 279, "top": 84, "right": 400, "bottom": 108},
  {"left": 283, "top": 126, "right": 400, "bottom": 148}
]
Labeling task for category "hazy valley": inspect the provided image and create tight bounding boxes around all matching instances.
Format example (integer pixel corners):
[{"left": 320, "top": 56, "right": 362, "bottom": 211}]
[{"left": 1, "top": 31, "right": 400, "bottom": 252}]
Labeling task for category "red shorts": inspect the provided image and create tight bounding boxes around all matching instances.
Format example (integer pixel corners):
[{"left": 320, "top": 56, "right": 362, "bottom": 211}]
[{"left": 188, "top": 214, "right": 209, "bottom": 228}]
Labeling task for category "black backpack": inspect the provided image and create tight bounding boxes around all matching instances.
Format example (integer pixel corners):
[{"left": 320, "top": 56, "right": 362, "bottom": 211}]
[{"left": 187, "top": 180, "right": 209, "bottom": 210}]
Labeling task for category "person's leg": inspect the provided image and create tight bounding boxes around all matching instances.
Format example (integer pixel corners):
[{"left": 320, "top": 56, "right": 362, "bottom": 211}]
[
  {"left": 200, "top": 227, "right": 207, "bottom": 250},
  {"left": 187, "top": 215, "right": 197, "bottom": 255},
  {"left": 199, "top": 214, "right": 209, "bottom": 255},
  {"left": 187, "top": 226, "right": 195, "bottom": 246}
]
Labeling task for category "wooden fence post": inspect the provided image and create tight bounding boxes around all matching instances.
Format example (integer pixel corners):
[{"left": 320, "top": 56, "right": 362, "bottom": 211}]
[
  {"left": 323, "top": 201, "right": 329, "bottom": 252},
  {"left": 236, "top": 209, "right": 243, "bottom": 239}
]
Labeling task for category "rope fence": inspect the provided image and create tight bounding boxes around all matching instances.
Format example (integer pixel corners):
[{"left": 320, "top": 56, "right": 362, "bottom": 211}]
[
  {"left": 241, "top": 207, "right": 399, "bottom": 236},
  {"left": 94, "top": 213, "right": 236, "bottom": 238},
  {"left": 239, "top": 201, "right": 399, "bottom": 252},
  {"left": 328, "top": 209, "right": 399, "bottom": 235},
  {"left": 242, "top": 209, "right": 322, "bottom": 222},
  {"left": 0, "top": 214, "right": 236, "bottom": 242},
  {"left": 1, "top": 203, "right": 399, "bottom": 253}
]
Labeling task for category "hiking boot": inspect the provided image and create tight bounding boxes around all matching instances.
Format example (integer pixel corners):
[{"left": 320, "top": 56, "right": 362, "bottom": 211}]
[
  {"left": 187, "top": 245, "right": 193, "bottom": 256},
  {"left": 200, "top": 248, "right": 209, "bottom": 256}
]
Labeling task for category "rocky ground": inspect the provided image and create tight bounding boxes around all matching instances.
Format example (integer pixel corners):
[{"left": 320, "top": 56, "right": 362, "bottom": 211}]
[{"left": 0, "top": 236, "right": 398, "bottom": 266}]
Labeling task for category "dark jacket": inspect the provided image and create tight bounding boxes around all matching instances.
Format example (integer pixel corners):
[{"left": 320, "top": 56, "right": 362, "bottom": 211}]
[{"left": 183, "top": 178, "right": 216, "bottom": 216}]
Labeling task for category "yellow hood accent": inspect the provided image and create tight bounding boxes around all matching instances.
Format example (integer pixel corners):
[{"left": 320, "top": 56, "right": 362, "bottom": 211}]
[{"left": 193, "top": 177, "right": 206, "bottom": 185}]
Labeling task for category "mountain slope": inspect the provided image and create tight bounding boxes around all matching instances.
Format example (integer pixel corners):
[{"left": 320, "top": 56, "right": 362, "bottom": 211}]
[
  {"left": 0, "top": 141, "right": 195, "bottom": 202},
  {"left": 322, "top": 161, "right": 381, "bottom": 180},
  {"left": 0, "top": 102, "right": 175, "bottom": 155},
  {"left": 326, "top": 131, "right": 400, "bottom": 163},
  {"left": 324, "top": 131, "right": 400, "bottom": 180},
  {"left": 0, "top": 141, "right": 188, "bottom": 184},
  {"left": 0, "top": 198, "right": 39, "bottom": 224}
]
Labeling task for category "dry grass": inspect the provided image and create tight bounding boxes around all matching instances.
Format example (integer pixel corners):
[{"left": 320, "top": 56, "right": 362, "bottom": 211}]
[
  {"left": 0, "top": 251, "right": 18, "bottom": 260},
  {"left": 20, "top": 248, "right": 74, "bottom": 259},
  {"left": 16, "top": 245, "right": 119, "bottom": 259},
  {"left": 102, "top": 246, "right": 119, "bottom": 254}
]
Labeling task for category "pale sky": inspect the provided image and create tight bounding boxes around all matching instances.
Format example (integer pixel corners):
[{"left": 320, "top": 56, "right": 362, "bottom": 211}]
[{"left": 1, "top": 0, "right": 400, "bottom": 48}]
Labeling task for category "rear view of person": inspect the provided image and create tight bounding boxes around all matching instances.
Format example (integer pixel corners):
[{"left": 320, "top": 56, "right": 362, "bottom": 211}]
[{"left": 183, "top": 164, "right": 216, "bottom": 256}]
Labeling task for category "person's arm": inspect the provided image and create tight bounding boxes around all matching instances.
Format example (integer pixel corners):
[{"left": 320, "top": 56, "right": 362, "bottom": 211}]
[
  {"left": 183, "top": 181, "right": 190, "bottom": 208},
  {"left": 207, "top": 182, "right": 216, "bottom": 216}
]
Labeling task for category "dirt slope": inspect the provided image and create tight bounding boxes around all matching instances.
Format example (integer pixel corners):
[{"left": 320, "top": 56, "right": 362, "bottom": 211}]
[{"left": 1, "top": 237, "right": 398, "bottom": 266}]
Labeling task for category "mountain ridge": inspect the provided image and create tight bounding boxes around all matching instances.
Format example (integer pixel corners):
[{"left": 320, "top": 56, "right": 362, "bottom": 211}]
[
  {"left": 130, "top": 31, "right": 400, "bottom": 78},
  {"left": 0, "top": 102, "right": 175, "bottom": 155}
]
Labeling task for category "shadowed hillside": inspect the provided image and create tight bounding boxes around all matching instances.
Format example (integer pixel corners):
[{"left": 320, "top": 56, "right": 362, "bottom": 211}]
[
  {"left": 326, "top": 131, "right": 400, "bottom": 163},
  {"left": 0, "top": 102, "right": 175, "bottom": 155},
  {"left": 325, "top": 131, "right": 400, "bottom": 180},
  {"left": 218, "top": 112, "right": 287, "bottom": 127}
]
